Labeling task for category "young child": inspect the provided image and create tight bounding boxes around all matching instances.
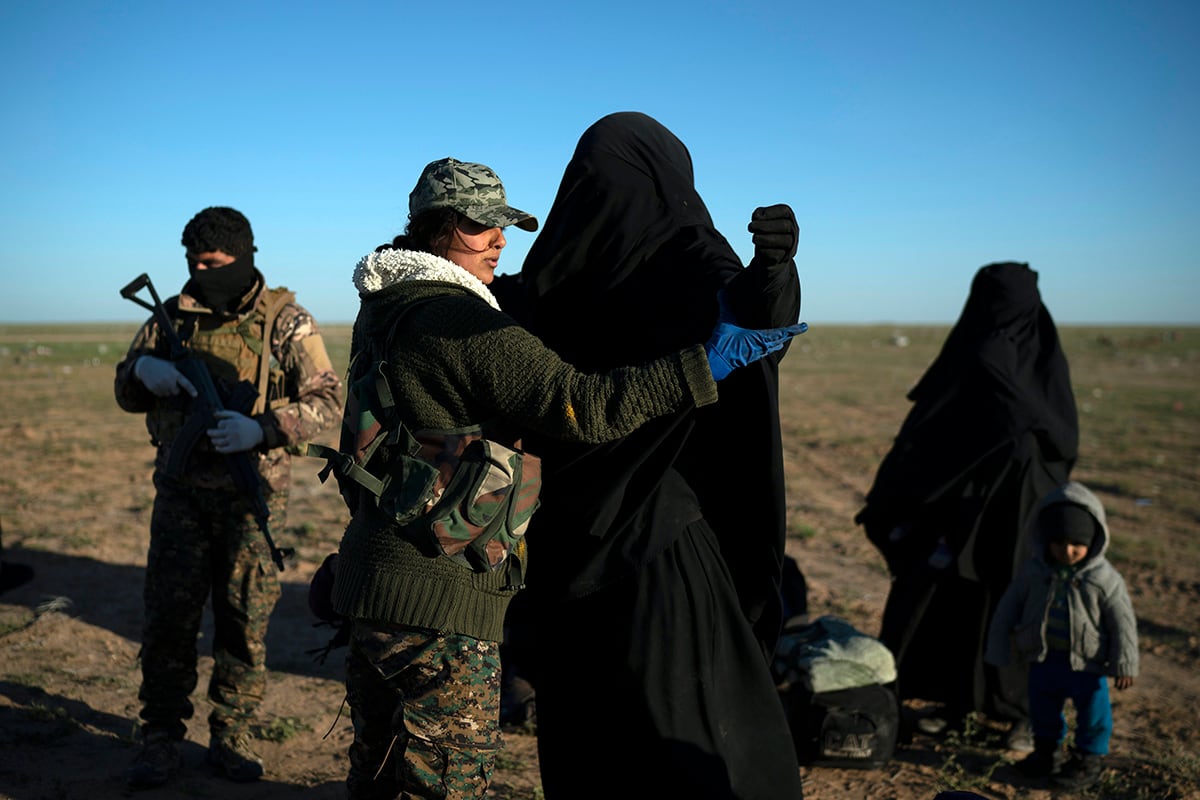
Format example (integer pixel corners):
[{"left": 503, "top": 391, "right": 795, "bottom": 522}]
[{"left": 986, "top": 481, "right": 1138, "bottom": 790}]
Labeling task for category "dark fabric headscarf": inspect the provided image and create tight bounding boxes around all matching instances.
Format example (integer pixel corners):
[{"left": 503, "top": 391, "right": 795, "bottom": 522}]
[
  {"left": 524, "top": 111, "right": 715, "bottom": 306},
  {"left": 520, "top": 112, "right": 798, "bottom": 364},
  {"left": 857, "top": 261, "right": 1078, "bottom": 575},
  {"left": 906, "top": 261, "right": 1078, "bottom": 457},
  {"left": 513, "top": 111, "right": 800, "bottom": 647}
]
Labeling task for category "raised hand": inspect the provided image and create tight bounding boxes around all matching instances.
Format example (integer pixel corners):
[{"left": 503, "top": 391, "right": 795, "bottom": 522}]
[{"left": 748, "top": 204, "right": 799, "bottom": 267}]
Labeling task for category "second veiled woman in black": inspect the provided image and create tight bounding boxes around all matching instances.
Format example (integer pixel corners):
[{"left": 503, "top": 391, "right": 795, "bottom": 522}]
[
  {"left": 498, "top": 111, "right": 807, "bottom": 799},
  {"left": 855, "top": 261, "right": 1079, "bottom": 749}
]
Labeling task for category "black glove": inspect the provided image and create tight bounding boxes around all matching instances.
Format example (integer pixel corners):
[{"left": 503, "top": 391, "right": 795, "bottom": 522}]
[{"left": 748, "top": 204, "right": 799, "bottom": 265}]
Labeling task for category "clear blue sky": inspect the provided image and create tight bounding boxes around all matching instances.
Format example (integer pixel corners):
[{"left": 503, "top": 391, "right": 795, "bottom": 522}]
[{"left": 2, "top": 1, "right": 1196, "bottom": 325}]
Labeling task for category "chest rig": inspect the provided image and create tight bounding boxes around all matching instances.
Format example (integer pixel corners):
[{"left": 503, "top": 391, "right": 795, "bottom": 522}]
[
  {"left": 182, "top": 286, "right": 296, "bottom": 414},
  {"left": 148, "top": 287, "right": 295, "bottom": 469}
]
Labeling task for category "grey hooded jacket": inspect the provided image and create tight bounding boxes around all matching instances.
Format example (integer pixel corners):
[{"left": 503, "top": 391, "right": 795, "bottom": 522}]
[{"left": 985, "top": 481, "right": 1139, "bottom": 678}]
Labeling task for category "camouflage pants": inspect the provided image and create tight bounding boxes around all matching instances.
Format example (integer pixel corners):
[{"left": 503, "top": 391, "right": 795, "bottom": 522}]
[
  {"left": 345, "top": 621, "right": 502, "bottom": 800},
  {"left": 136, "top": 479, "right": 284, "bottom": 741}
]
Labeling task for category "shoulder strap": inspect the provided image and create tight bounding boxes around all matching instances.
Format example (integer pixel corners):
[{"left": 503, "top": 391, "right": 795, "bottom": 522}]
[
  {"left": 304, "top": 293, "right": 440, "bottom": 495},
  {"left": 252, "top": 287, "right": 297, "bottom": 416},
  {"left": 162, "top": 296, "right": 198, "bottom": 352}
]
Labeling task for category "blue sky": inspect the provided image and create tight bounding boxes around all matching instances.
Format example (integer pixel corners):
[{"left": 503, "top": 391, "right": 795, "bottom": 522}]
[{"left": 1, "top": 1, "right": 1196, "bottom": 325}]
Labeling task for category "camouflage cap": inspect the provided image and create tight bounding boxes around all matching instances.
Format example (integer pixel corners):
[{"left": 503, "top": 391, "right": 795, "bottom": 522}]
[{"left": 410, "top": 157, "right": 538, "bottom": 232}]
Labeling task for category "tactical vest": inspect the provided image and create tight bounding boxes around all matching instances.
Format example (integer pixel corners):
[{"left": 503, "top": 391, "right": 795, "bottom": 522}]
[
  {"left": 307, "top": 298, "right": 541, "bottom": 586},
  {"left": 147, "top": 287, "right": 295, "bottom": 460}
]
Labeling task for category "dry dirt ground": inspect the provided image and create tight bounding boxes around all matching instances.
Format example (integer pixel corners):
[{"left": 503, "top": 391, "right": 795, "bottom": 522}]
[{"left": 1, "top": 323, "right": 1197, "bottom": 800}]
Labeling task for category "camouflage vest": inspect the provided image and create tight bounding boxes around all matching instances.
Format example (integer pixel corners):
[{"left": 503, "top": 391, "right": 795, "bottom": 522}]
[
  {"left": 148, "top": 287, "right": 295, "bottom": 455},
  {"left": 307, "top": 299, "right": 541, "bottom": 586}
]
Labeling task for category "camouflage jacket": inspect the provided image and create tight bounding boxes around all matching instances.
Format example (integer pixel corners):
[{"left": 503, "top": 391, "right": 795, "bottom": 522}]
[{"left": 115, "top": 271, "right": 344, "bottom": 493}]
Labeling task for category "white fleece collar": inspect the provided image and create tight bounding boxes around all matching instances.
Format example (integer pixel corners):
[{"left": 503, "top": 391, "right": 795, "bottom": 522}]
[{"left": 352, "top": 248, "right": 500, "bottom": 310}]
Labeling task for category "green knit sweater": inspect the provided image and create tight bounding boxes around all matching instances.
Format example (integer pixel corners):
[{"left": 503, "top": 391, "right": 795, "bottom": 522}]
[{"left": 332, "top": 248, "right": 717, "bottom": 641}]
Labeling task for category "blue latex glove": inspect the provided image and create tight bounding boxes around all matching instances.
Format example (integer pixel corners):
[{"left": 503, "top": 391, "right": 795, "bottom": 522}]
[
  {"left": 134, "top": 355, "right": 197, "bottom": 398},
  {"left": 705, "top": 317, "right": 807, "bottom": 381},
  {"left": 207, "top": 409, "right": 265, "bottom": 454}
]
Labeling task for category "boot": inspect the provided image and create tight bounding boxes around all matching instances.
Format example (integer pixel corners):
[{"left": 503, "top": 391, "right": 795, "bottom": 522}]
[
  {"left": 1016, "top": 737, "right": 1065, "bottom": 778},
  {"left": 1053, "top": 750, "right": 1104, "bottom": 790},
  {"left": 124, "top": 729, "right": 182, "bottom": 789},
  {"left": 207, "top": 733, "right": 265, "bottom": 782}
]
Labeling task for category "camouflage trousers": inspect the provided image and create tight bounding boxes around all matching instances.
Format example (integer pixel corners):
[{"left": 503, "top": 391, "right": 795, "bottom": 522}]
[
  {"left": 345, "top": 621, "right": 502, "bottom": 800},
  {"left": 136, "top": 478, "right": 285, "bottom": 741}
]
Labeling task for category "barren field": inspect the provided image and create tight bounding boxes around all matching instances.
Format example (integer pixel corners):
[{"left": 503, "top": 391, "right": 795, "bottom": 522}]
[{"left": 1, "top": 322, "right": 1197, "bottom": 800}]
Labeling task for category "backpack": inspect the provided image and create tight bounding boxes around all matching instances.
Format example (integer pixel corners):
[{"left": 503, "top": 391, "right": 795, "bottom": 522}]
[
  {"left": 772, "top": 615, "right": 900, "bottom": 769},
  {"left": 783, "top": 684, "right": 899, "bottom": 769},
  {"left": 306, "top": 298, "right": 541, "bottom": 585}
]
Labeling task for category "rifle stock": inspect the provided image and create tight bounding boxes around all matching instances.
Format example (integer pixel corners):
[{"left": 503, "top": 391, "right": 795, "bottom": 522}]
[{"left": 121, "top": 273, "right": 291, "bottom": 571}]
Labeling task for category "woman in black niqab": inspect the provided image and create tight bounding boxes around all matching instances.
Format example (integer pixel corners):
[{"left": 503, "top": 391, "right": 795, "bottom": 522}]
[
  {"left": 855, "top": 261, "right": 1078, "bottom": 739},
  {"left": 506, "top": 111, "right": 806, "bottom": 799}
]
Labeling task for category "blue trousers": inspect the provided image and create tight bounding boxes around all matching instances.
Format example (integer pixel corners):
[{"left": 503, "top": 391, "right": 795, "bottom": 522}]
[{"left": 1028, "top": 651, "right": 1112, "bottom": 755}]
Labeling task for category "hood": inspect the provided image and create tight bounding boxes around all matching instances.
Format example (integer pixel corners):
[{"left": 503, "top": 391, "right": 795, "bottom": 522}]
[
  {"left": 350, "top": 247, "right": 502, "bottom": 347},
  {"left": 352, "top": 247, "right": 500, "bottom": 311},
  {"left": 1029, "top": 480, "right": 1110, "bottom": 564}
]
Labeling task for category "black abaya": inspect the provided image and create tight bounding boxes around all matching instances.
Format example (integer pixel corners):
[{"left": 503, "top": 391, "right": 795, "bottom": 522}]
[
  {"left": 508, "top": 111, "right": 805, "bottom": 799},
  {"left": 855, "top": 261, "right": 1078, "bottom": 725}
]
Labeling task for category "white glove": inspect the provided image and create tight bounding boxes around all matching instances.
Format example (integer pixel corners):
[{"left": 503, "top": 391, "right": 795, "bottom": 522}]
[
  {"left": 207, "top": 409, "right": 265, "bottom": 454},
  {"left": 134, "top": 355, "right": 197, "bottom": 398}
]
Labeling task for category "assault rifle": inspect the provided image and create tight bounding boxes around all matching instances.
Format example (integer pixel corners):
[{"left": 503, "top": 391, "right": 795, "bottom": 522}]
[{"left": 120, "top": 272, "right": 291, "bottom": 571}]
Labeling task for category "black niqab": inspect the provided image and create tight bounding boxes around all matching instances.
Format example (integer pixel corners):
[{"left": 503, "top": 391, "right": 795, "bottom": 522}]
[
  {"left": 517, "top": 112, "right": 798, "bottom": 637},
  {"left": 510, "top": 109, "right": 806, "bottom": 800}
]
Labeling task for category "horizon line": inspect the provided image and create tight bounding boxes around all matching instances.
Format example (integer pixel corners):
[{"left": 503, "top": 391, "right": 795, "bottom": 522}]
[{"left": 2, "top": 319, "right": 1199, "bottom": 329}]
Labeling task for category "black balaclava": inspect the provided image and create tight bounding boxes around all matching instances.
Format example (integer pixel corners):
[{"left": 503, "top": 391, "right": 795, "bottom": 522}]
[
  {"left": 180, "top": 206, "right": 258, "bottom": 313},
  {"left": 188, "top": 254, "right": 256, "bottom": 312}
]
